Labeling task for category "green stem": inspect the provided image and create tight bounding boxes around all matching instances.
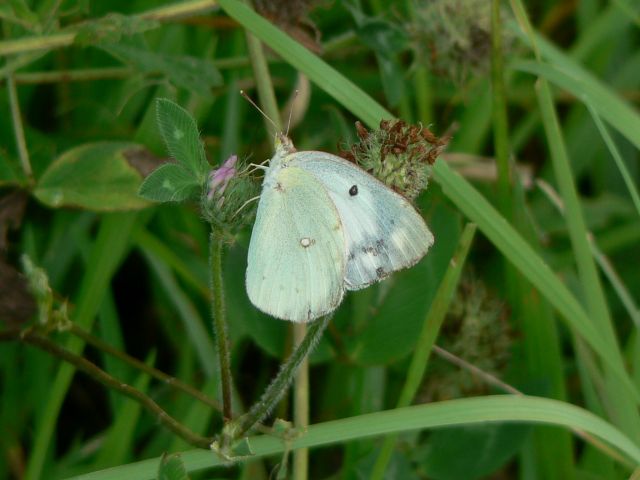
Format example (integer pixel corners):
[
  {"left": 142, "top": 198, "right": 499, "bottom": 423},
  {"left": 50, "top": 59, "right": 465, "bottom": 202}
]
[
  {"left": 491, "top": 0, "right": 512, "bottom": 217},
  {"left": 210, "top": 228, "right": 233, "bottom": 421},
  {"left": 233, "top": 315, "right": 331, "bottom": 439},
  {"left": 6, "top": 73, "right": 32, "bottom": 178},
  {"left": 241, "top": 0, "right": 282, "bottom": 131},
  {"left": 370, "top": 223, "right": 477, "bottom": 480},
  {"left": 293, "top": 323, "right": 309, "bottom": 480}
]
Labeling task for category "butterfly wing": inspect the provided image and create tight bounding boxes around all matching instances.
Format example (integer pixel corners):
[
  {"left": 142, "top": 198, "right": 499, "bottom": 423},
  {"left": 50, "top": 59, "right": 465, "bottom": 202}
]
[
  {"left": 289, "top": 151, "right": 434, "bottom": 290},
  {"left": 246, "top": 165, "right": 346, "bottom": 322}
]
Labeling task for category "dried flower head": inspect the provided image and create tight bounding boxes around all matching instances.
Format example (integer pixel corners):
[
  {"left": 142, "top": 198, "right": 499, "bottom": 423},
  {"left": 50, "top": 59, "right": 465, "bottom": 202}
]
[
  {"left": 419, "top": 274, "right": 513, "bottom": 401},
  {"left": 409, "top": 0, "right": 514, "bottom": 84},
  {"left": 202, "top": 155, "right": 259, "bottom": 232},
  {"left": 338, "top": 120, "right": 447, "bottom": 201}
]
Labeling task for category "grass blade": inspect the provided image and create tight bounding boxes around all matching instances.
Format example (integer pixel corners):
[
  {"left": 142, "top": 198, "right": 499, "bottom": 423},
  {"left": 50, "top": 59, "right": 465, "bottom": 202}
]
[{"left": 68, "top": 395, "right": 640, "bottom": 480}]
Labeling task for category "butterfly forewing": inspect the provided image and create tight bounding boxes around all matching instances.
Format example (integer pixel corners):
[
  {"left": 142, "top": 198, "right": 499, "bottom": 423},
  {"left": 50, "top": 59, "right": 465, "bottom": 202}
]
[
  {"left": 289, "top": 151, "right": 434, "bottom": 290},
  {"left": 246, "top": 166, "right": 346, "bottom": 322}
]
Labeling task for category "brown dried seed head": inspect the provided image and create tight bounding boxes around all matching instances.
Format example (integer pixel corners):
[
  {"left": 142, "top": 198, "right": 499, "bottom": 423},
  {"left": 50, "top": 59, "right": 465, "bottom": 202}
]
[{"left": 355, "top": 121, "right": 369, "bottom": 140}]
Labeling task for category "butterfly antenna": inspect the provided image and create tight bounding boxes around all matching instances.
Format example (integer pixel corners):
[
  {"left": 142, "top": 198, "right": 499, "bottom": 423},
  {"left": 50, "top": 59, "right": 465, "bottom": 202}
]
[
  {"left": 240, "top": 90, "right": 279, "bottom": 133},
  {"left": 285, "top": 89, "right": 299, "bottom": 137}
]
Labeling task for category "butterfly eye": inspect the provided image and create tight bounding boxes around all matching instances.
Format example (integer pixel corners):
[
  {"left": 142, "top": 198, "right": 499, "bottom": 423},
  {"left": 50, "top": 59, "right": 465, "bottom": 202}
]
[{"left": 349, "top": 185, "right": 358, "bottom": 196}]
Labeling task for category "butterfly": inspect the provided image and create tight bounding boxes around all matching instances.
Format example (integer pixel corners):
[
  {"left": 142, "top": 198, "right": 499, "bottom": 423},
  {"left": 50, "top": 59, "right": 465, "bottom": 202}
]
[{"left": 246, "top": 133, "right": 434, "bottom": 322}]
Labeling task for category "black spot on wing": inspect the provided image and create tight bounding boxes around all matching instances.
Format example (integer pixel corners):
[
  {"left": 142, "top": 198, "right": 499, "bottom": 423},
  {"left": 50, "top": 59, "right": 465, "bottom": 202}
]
[{"left": 349, "top": 185, "right": 358, "bottom": 196}]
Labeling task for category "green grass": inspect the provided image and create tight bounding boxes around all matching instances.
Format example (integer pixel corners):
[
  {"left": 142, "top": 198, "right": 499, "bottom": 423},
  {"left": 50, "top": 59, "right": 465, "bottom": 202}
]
[{"left": 0, "top": 0, "right": 638, "bottom": 479}]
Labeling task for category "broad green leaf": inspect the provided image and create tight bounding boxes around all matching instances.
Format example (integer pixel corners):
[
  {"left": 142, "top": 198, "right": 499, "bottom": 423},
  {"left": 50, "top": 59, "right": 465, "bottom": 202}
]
[
  {"left": 101, "top": 42, "right": 222, "bottom": 96},
  {"left": 157, "top": 453, "right": 190, "bottom": 480},
  {"left": 138, "top": 163, "right": 201, "bottom": 203},
  {"left": 155, "top": 98, "right": 209, "bottom": 180},
  {"left": 34, "top": 142, "right": 152, "bottom": 211}
]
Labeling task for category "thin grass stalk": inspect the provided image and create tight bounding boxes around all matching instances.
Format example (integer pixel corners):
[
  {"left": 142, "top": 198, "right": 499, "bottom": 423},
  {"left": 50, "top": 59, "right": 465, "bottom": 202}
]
[
  {"left": 6, "top": 73, "right": 32, "bottom": 177},
  {"left": 293, "top": 323, "right": 309, "bottom": 480},
  {"left": 536, "top": 179, "right": 640, "bottom": 329},
  {"left": 370, "top": 223, "right": 477, "bottom": 480},
  {"left": 586, "top": 102, "right": 640, "bottom": 219},
  {"left": 240, "top": 0, "right": 282, "bottom": 131},
  {"left": 491, "top": 0, "right": 512, "bottom": 216}
]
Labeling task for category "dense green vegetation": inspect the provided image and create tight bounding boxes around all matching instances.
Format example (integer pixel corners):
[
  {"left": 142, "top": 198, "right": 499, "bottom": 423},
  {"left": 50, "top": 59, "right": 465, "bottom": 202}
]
[{"left": 1, "top": 0, "right": 639, "bottom": 479}]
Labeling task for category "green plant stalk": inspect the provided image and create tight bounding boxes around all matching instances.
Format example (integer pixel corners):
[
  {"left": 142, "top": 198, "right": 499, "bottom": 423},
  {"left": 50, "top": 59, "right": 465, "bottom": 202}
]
[
  {"left": 586, "top": 103, "right": 640, "bottom": 219},
  {"left": 9, "top": 56, "right": 250, "bottom": 85},
  {"left": 370, "top": 223, "right": 477, "bottom": 480},
  {"left": 491, "top": 0, "right": 512, "bottom": 217},
  {"left": 210, "top": 228, "right": 233, "bottom": 421},
  {"left": 0, "top": 328, "right": 212, "bottom": 449},
  {"left": 69, "top": 323, "right": 221, "bottom": 410},
  {"left": 6, "top": 73, "right": 32, "bottom": 177},
  {"left": 233, "top": 315, "right": 331, "bottom": 438},
  {"left": 69, "top": 395, "right": 640, "bottom": 480},
  {"left": 241, "top": 0, "right": 282, "bottom": 131},
  {"left": 495, "top": 3, "right": 575, "bottom": 476},
  {"left": 293, "top": 323, "right": 309, "bottom": 480},
  {"left": 413, "top": 66, "right": 432, "bottom": 125}
]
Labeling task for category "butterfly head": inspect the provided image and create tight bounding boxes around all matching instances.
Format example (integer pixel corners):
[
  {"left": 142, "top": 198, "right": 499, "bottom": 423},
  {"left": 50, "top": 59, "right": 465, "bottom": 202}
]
[{"left": 274, "top": 133, "right": 297, "bottom": 155}]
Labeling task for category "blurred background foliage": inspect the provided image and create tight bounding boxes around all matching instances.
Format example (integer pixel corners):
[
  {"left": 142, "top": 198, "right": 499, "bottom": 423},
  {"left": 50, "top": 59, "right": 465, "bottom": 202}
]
[{"left": 0, "top": 0, "right": 639, "bottom": 479}]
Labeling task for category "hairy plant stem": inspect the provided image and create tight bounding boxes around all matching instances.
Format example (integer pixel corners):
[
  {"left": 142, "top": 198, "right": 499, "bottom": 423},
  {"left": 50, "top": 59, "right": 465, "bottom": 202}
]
[
  {"left": 210, "top": 227, "right": 233, "bottom": 422},
  {"left": 0, "top": 328, "right": 212, "bottom": 448},
  {"left": 232, "top": 315, "right": 330, "bottom": 440}
]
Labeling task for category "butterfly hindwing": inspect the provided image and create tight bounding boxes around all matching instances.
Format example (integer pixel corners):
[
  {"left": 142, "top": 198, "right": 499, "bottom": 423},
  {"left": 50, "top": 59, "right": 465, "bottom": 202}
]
[
  {"left": 246, "top": 165, "right": 346, "bottom": 322},
  {"left": 288, "top": 151, "right": 434, "bottom": 290}
]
